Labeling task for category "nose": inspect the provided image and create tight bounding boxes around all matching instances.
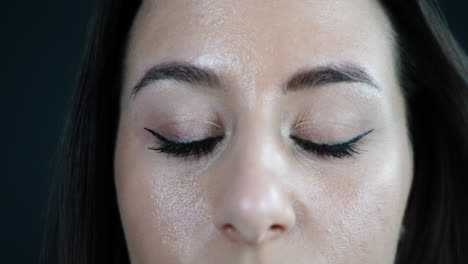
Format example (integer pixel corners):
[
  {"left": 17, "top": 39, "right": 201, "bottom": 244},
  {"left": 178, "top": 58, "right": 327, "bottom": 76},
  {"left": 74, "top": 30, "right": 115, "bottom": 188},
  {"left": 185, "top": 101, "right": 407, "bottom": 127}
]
[{"left": 213, "top": 140, "right": 296, "bottom": 245}]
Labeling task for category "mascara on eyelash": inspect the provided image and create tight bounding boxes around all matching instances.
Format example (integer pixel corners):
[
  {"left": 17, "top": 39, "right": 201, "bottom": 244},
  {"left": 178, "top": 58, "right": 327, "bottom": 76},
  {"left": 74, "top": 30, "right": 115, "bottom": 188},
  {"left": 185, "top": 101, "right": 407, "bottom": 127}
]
[
  {"left": 290, "top": 129, "right": 374, "bottom": 158},
  {"left": 144, "top": 127, "right": 225, "bottom": 158},
  {"left": 145, "top": 126, "right": 373, "bottom": 159}
]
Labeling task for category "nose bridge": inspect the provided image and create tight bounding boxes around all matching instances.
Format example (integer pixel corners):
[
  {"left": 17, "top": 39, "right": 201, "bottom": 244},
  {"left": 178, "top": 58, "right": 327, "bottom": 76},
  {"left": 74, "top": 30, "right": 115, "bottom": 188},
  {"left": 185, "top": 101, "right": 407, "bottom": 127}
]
[
  {"left": 235, "top": 117, "right": 279, "bottom": 176},
  {"left": 228, "top": 113, "right": 283, "bottom": 198},
  {"left": 213, "top": 115, "right": 296, "bottom": 245}
]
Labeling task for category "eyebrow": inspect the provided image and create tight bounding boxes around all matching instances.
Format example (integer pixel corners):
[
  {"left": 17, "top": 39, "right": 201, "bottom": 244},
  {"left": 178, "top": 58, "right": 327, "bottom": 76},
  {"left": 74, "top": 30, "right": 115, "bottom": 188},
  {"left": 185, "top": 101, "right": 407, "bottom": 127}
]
[
  {"left": 131, "top": 62, "right": 380, "bottom": 97},
  {"left": 131, "top": 62, "right": 222, "bottom": 97},
  {"left": 285, "top": 63, "right": 380, "bottom": 92}
]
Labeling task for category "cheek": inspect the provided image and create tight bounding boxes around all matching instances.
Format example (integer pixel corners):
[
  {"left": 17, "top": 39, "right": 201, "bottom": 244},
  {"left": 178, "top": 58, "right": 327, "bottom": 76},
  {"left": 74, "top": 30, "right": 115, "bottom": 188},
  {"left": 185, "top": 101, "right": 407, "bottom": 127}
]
[
  {"left": 306, "top": 128, "right": 413, "bottom": 262},
  {"left": 315, "top": 181, "right": 403, "bottom": 261},
  {"left": 114, "top": 124, "right": 212, "bottom": 263}
]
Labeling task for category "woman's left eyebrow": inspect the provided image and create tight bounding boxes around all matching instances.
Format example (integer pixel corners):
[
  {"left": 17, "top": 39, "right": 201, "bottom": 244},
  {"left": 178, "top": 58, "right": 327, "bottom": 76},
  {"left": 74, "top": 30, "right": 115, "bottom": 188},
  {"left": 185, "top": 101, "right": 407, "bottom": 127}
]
[
  {"left": 131, "top": 61, "right": 381, "bottom": 98},
  {"left": 285, "top": 63, "right": 381, "bottom": 92}
]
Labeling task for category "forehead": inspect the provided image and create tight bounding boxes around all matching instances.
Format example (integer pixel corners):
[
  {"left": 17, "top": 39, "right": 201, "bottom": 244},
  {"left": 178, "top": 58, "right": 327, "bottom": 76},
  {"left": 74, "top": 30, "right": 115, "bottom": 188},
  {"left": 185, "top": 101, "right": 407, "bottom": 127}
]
[{"left": 124, "top": 0, "right": 396, "bottom": 96}]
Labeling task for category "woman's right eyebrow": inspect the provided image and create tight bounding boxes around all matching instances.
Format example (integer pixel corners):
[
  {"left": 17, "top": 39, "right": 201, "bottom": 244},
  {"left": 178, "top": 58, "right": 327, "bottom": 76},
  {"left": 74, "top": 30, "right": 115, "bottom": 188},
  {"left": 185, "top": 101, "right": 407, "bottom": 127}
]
[
  {"left": 131, "top": 62, "right": 223, "bottom": 97},
  {"left": 131, "top": 61, "right": 381, "bottom": 98}
]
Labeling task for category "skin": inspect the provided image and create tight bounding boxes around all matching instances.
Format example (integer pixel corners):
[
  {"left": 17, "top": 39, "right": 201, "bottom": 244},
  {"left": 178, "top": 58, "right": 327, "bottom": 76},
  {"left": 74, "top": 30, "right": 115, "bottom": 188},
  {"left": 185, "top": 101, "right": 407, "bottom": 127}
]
[{"left": 114, "top": 0, "right": 414, "bottom": 263}]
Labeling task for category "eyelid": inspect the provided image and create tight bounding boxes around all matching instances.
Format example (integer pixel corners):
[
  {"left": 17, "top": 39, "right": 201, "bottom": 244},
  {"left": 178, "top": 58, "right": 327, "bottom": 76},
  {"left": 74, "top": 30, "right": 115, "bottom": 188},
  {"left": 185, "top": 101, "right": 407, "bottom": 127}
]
[
  {"left": 331, "top": 129, "right": 373, "bottom": 145},
  {"left": 144, "top": 128, "right": 170, "bottom": 142},
  {"left": 144, "top": 127, "right": 225, "bottom": 159},
  {"left": 290, "top": 129, "right": 374, "bottom": 159},
  {"left": 292, "top": 129, "right": 373, "bottom": 145},
  {"left": 144, "top": 125, "right": 373, "bottom": 160},
  {"left": 146, "top": 118, "right": 224, "bottom": 142},
  {"left": 144, "top": 127, "right": 218, "bottom": 144}
]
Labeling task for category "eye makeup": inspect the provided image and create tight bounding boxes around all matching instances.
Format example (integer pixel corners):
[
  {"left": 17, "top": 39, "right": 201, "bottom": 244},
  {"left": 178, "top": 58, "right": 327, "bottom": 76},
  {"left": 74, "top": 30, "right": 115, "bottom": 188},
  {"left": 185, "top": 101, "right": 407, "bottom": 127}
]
[
  {"left": 144, "top": 125, "right": 373, "bottom": 161},
  {"left": 140, "top": 83, "right": 378, "bottom": 162},
  {"left": 285, "top": 107, "right": 375, "bottom": 159},
  {"left": 290, "top": 129, "right": 374, "bottom": 159},
  {"left": 144, "top": 127, "right": 225, "bottom": 159}
]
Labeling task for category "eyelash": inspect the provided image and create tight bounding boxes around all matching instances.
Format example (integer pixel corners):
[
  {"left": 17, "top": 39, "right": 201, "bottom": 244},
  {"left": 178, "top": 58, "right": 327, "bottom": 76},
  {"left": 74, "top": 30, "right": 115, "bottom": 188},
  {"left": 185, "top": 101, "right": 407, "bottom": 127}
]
[
  {"left": 144, "top": 128, "right": 224, "bottom": 159},
  {"left": 290, "top": 129, "right": 374, "bottom": 159},
  {"left": 144, "top": 128, "right": 373, "bottom": 160}
]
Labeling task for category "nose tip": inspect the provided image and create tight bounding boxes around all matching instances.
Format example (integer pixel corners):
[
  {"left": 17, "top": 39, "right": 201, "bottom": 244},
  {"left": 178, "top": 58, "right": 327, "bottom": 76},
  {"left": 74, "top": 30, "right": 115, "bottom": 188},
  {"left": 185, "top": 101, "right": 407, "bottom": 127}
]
[
  {"left": 213, "top": 131, "right": 297, "bottom": 245},
  {"left": 215, "top": 185, "right": 296, "bottom": 245}
]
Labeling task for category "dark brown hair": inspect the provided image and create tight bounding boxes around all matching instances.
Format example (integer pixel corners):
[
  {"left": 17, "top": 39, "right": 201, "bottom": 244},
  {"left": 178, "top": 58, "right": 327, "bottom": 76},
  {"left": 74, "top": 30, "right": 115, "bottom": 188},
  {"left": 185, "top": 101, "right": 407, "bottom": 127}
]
[
  {"left": 41, "top": 0, "right": 468, "bottom": 263},
  {"left": 381, "top": 1, "right": 468, "bottom": 262}
]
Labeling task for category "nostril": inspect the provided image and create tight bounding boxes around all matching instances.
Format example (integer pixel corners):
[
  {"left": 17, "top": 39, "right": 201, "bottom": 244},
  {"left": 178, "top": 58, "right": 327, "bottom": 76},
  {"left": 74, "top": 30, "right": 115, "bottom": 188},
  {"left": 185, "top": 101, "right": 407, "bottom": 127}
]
[
  {"left": 270, "top": 224, "right": 285, "bottom": 232},
  {"left": 222, "top": 223, "right": 236, "bottom": 233},
  {"left": 221, "top": 223, "right": 240, "bottom": 241},
  {"left": 219, "top": 222, "right": 288, "bottom": 243}
]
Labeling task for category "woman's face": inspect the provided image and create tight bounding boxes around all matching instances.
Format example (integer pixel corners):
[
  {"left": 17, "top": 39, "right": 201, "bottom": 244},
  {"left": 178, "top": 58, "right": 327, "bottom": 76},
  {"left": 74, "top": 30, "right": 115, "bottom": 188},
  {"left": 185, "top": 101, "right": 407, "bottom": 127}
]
[{"left": 114, "top": 0, "right": 413, "bottom": 263}]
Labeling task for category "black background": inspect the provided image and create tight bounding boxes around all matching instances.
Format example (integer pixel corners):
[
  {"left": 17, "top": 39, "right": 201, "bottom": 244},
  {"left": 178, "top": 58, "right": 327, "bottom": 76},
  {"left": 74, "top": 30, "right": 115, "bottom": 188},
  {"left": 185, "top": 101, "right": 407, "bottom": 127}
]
[{"left": 2, "top": 1, "right": 467, "bottom": 263}]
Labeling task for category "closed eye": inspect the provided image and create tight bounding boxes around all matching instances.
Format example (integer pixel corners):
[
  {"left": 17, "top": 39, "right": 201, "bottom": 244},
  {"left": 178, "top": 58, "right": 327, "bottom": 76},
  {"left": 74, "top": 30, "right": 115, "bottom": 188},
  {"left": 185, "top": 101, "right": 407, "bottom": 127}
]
[
  {"left": 290, "top": 129, "right": 374, "bottom": 159},
  {"left": 144, "top": 128, "right": 224, "bottom": 159},
  {"left": 145, "top": 127, "right": 373, "bottom": 160}
]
